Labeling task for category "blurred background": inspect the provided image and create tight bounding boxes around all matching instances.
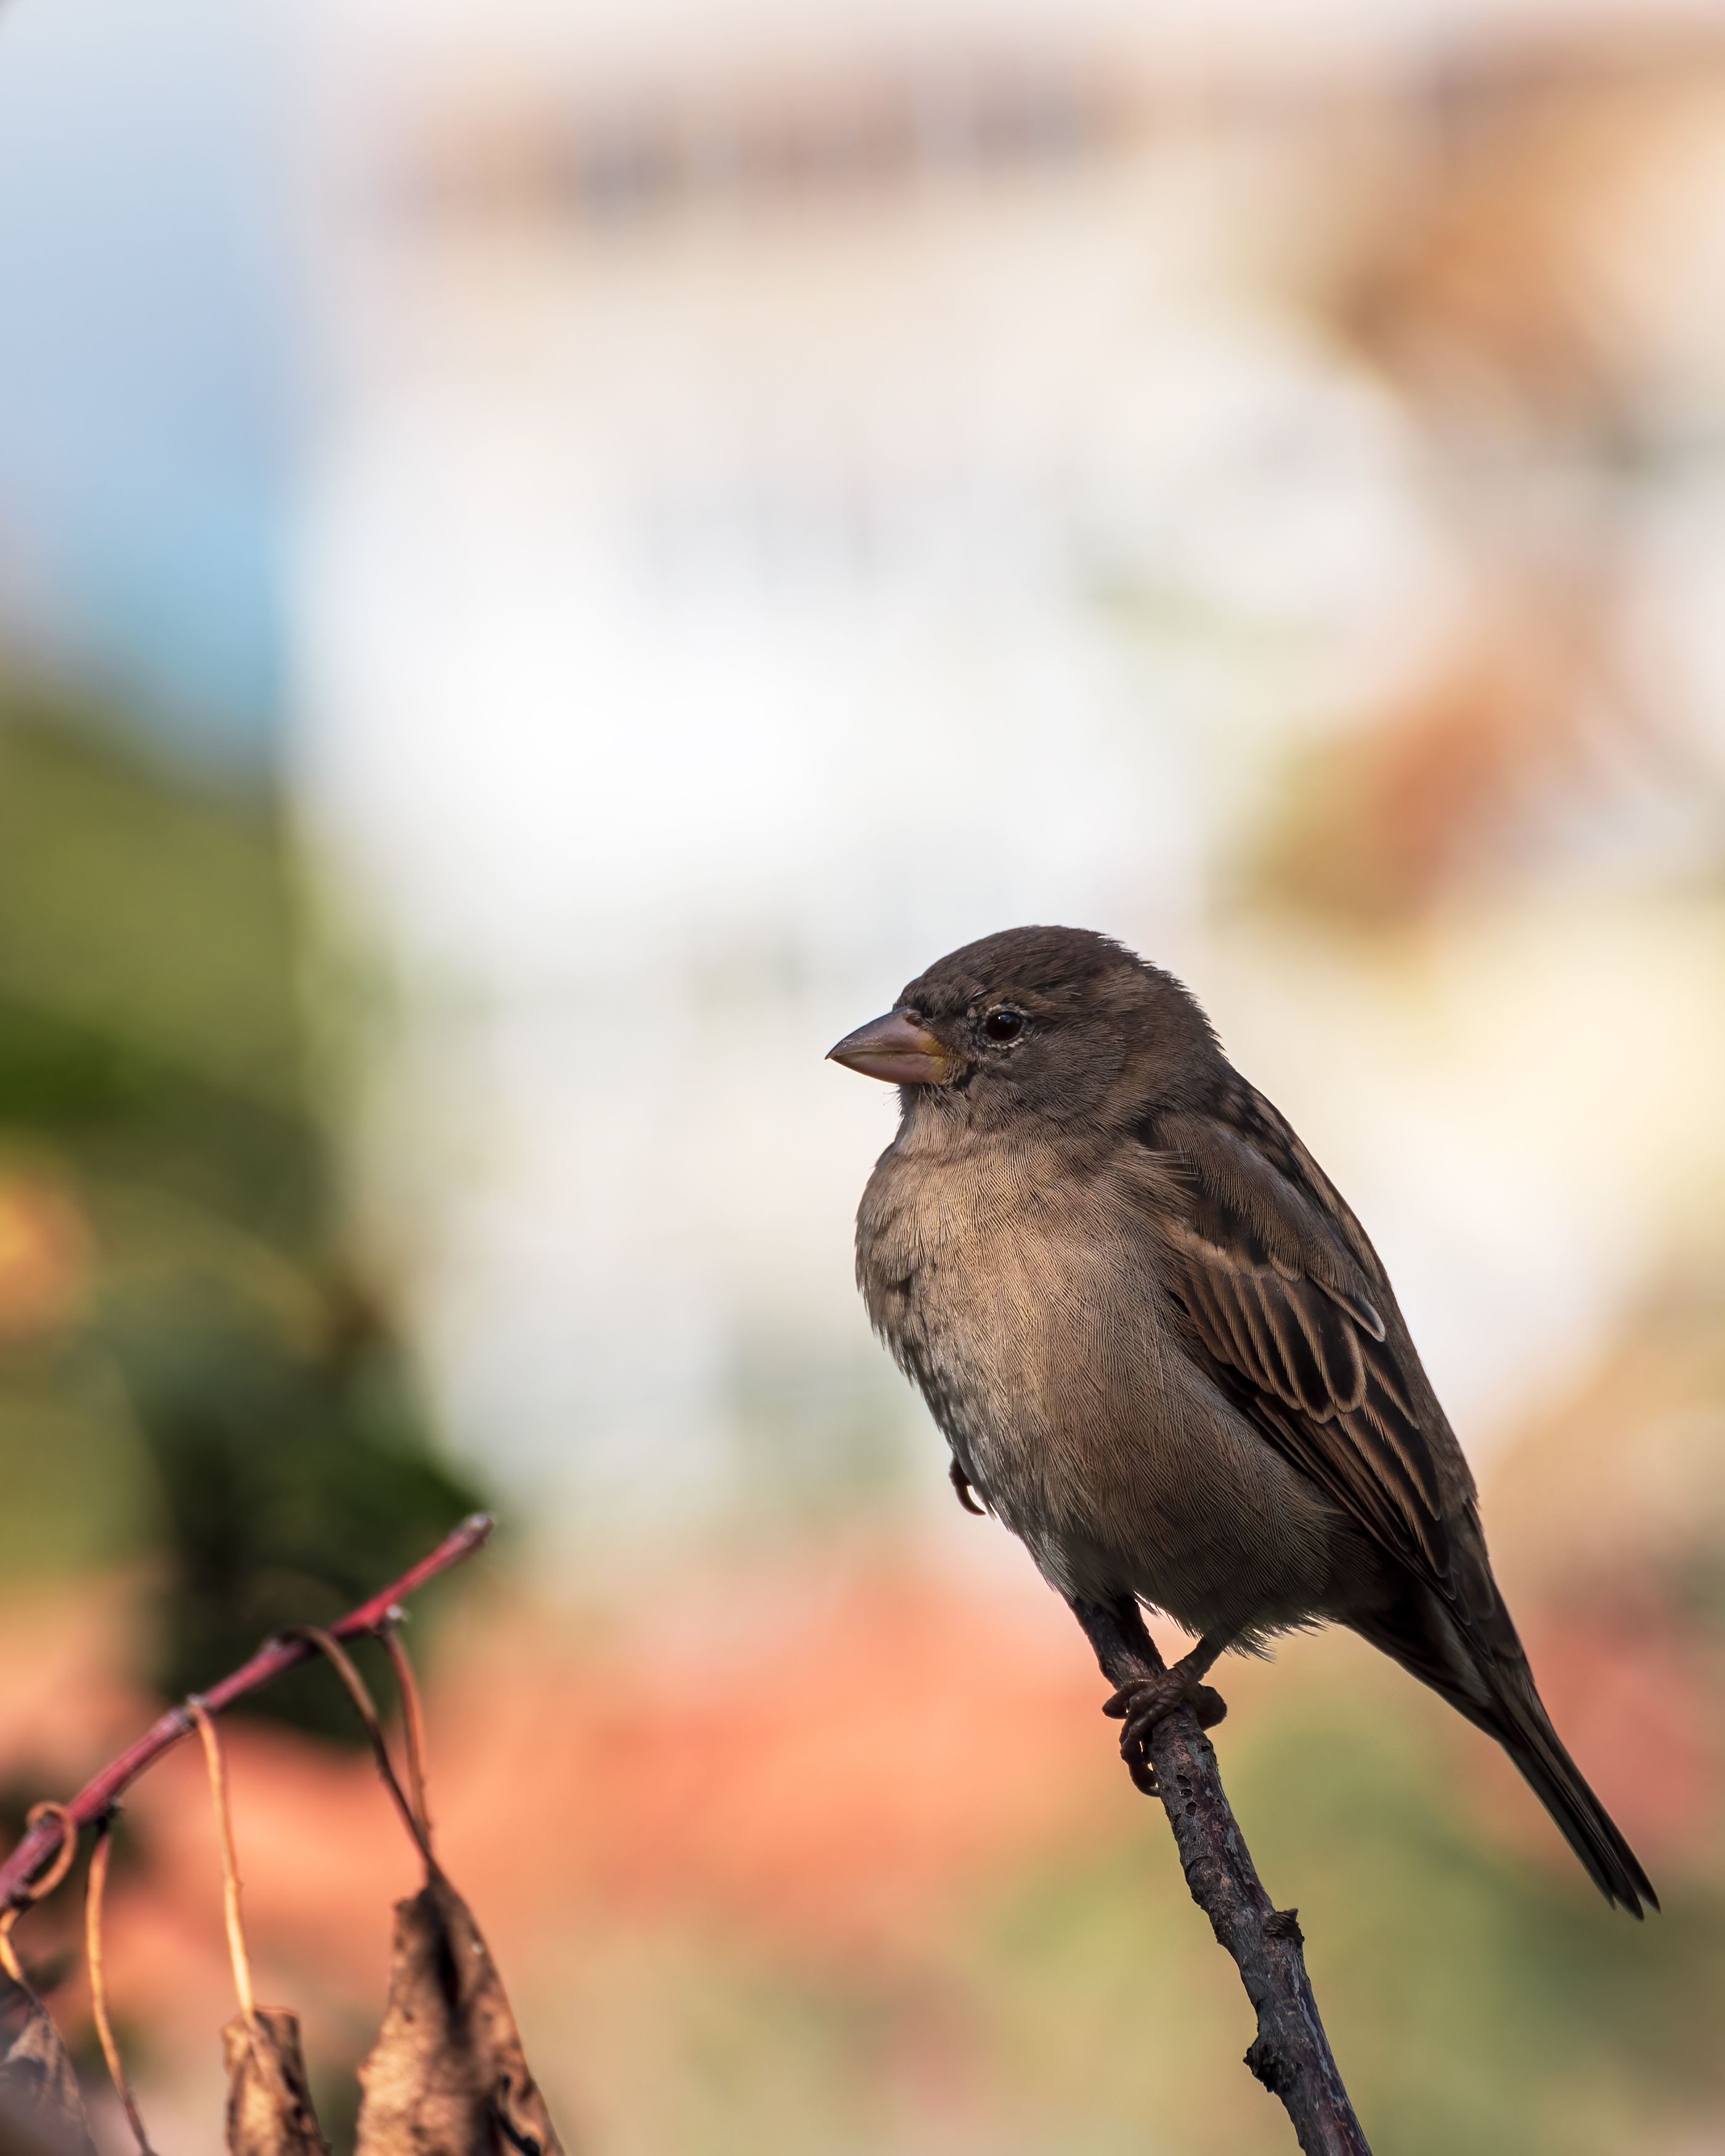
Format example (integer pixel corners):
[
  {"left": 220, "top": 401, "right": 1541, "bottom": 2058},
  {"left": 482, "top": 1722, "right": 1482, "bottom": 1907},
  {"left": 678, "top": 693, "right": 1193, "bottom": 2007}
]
[{"left": 1, "top": 0, "right": 1724, "bottom": 2148}]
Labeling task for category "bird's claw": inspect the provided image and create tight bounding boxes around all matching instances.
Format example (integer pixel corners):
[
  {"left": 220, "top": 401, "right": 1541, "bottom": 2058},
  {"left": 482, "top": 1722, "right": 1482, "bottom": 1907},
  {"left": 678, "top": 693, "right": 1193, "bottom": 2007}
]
[
  {"left": 949, "top": 1458, "right": 987, "bottom": 1515},
  {"left": 1103, "top": 1669, "right": 1228, "bottom": 1776}
]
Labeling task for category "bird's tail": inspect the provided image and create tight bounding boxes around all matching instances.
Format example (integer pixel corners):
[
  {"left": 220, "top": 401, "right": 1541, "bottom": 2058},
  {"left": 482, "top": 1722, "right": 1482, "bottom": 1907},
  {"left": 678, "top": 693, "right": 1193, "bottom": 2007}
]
[
  {"left": 1477, "top": 1659, "right": 1657, "bottom": 1917},
  {"left": 1355, "top": 1589, "right": 1658, "bottom": 1918}
]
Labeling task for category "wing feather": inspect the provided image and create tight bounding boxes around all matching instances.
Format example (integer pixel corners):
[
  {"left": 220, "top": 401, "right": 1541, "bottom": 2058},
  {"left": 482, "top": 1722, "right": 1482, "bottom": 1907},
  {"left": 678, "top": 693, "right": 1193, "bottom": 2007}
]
[{"left": 1144, "top": 1092, "right": 1467, "bottom": 1591}]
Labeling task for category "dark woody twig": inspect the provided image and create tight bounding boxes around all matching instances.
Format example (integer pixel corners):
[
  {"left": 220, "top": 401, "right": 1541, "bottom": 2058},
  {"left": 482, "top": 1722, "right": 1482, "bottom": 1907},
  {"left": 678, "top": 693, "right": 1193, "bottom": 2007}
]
[
  {"left": 1078, "top": 1601, "right": 1371, "bottom": 2156},
  {"left": 0, "top": 1514, "right": 494, "bottom": 1915}
]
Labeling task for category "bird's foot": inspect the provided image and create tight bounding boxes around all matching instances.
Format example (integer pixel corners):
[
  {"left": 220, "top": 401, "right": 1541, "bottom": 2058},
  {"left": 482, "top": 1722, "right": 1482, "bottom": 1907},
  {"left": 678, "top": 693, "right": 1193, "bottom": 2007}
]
[{"left": 1103, "top": 1660, "right": 1227, "bottom": 1791}]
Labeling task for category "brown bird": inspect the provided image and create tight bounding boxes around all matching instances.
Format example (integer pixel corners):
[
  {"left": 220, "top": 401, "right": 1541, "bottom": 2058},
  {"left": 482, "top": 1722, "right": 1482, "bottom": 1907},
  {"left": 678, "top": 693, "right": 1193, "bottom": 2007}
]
[{"left": 829, "top": 924, "right": 1654, "bottom": 1915}]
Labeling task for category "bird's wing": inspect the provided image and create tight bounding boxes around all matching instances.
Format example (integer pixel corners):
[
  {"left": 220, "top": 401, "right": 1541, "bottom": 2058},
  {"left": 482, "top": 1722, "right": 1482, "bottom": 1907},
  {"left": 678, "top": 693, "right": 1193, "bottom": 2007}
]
[{"left": 1142, "top": 1086, "right": 1471, "bottom": 1592}]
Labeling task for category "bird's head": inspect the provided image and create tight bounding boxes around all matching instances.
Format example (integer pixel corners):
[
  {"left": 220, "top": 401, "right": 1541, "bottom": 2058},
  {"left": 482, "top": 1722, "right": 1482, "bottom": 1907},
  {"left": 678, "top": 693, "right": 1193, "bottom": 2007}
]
[{"left": 827, "top": 925, "right": 1219, "bottom": 1133}]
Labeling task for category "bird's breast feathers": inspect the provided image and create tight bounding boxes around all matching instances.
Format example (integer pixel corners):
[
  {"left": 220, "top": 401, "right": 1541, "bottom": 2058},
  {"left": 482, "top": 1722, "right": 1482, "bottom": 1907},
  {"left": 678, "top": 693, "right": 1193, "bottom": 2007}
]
[{"left": 858, "top": 1125, "right": 1164, "bottom": 1401}]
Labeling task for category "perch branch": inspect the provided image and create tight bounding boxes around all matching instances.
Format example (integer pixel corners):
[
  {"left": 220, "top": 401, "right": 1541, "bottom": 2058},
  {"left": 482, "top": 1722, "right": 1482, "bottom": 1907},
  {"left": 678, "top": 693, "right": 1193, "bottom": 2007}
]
[
  {"left": 1083, "top": 1603, "right": 1371, "bottom": 2156},
  {"left": 0, "top": 1512, "right": 495, "bottom": 1914}
]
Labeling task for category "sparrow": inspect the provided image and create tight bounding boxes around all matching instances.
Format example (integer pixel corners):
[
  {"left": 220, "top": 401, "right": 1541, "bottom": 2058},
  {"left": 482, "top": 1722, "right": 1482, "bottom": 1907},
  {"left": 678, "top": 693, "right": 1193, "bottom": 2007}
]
[{"left": 829, "top": 925, "right": 1654, "bottom": 1915}]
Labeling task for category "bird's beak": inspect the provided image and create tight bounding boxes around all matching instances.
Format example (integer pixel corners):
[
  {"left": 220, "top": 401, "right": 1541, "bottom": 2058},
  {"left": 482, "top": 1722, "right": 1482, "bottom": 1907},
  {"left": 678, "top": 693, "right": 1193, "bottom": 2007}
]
[{"left": 826, "top": 1009, "right": 957, "bottom": 1087}]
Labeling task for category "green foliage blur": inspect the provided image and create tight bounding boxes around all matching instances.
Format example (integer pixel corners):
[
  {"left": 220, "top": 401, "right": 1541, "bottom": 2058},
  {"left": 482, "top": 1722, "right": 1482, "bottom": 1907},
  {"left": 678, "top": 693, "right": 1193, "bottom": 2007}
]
[{"left": 0, "top": 682, "right": 482, "bottom": 1736}]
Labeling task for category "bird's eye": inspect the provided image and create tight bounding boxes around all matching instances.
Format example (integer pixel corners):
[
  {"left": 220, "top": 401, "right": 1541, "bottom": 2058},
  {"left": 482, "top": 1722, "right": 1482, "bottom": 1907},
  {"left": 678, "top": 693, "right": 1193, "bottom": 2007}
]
[{"left": 983, "top": 1008, "right": 1025, "bottom": 1043}]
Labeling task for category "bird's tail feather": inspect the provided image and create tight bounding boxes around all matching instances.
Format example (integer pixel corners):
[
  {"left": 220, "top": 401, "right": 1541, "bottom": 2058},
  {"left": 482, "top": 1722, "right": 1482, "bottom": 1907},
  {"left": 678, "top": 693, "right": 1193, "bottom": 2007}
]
[
  {"left": 1355, "top": 1594, "right": 1657, "bottom": 1918},
  {"left": 1480, "top": 1670, "right": 1657, "bottom": 1916}
]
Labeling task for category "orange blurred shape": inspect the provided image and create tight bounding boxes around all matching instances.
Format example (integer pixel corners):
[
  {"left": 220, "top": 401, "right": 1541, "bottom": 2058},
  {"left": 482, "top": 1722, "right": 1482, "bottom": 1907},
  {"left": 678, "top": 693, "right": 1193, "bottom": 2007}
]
[
  {"left": 1245, "top": 586, "right": 1609, "bottom": 923},
  {"left": 1326, "top": 41, "right": 1725, "bottom": 427},
  {"left": 0, "top": 1173, "right": 89, "bottom": 1340},
  {"left": 1521, "top": 1611, "right": 1719, "bottom": 1858},
  {"left": 1461, "top": 1607, "right": 1719, "bottom": 1878},
  {"left": 33, "top": 1550, "right": 1119, "bottom": 2072}
]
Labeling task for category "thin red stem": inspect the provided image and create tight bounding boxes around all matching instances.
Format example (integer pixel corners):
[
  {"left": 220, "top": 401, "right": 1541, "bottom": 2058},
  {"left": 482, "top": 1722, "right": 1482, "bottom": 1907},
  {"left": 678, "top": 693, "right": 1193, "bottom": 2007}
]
[{"left": 0, "top": 1512, "right": 494, "bottom": 1913}]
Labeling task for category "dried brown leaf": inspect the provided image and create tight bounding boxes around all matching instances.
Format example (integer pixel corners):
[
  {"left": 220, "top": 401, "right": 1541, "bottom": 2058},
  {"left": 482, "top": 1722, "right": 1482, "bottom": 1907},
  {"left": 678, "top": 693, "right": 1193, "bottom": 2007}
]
[
  {"left": 355, "top": 1871, "right": 563, "bottom": 2156},
  {"left": 0, "top": 1974, "right": 95, "bottom": 2156},
  {"left": 221, "top": 2008, "right": 331, "bottom": 2156}
]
